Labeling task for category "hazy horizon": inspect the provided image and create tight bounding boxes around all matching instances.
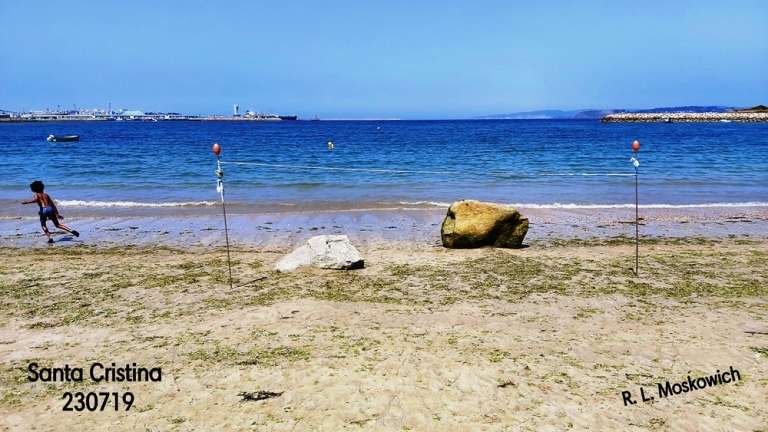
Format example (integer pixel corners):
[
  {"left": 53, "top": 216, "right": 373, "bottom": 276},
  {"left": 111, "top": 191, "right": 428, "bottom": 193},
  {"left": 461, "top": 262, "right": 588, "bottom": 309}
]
[
  {"left": 1, "top": 1, "right": 766, "bottom": 119},
  {"left": 0, "top": 104, "right": 754, "bottom": 121}
]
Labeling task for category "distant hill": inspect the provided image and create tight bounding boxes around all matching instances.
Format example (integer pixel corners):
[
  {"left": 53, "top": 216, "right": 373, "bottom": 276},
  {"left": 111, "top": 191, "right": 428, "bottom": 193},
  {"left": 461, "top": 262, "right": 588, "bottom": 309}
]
[
  {"left": 478, "top": 110, "right": 615, "bottom": 120},
  {"left": 733, "top": 105, "right": 767, "bottom": 113},
  {"left": 479, "top": 106, "right": 734, "bottom": 119}
]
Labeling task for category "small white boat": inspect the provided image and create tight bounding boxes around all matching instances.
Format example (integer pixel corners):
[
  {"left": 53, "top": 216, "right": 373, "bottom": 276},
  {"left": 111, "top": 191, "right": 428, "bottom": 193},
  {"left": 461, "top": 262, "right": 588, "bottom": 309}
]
[
  {"left": 719, "top": 119, "right": 732, "bottom": 123},
  {"left": 47, "top": 134, "right": 80, "bottom": 142}
]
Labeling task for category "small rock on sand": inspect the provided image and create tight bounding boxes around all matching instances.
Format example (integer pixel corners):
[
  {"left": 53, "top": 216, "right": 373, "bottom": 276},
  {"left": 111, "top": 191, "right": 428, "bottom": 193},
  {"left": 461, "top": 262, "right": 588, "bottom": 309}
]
[{"left": 275, "top": 235, "right": 364, "bottom": 272}]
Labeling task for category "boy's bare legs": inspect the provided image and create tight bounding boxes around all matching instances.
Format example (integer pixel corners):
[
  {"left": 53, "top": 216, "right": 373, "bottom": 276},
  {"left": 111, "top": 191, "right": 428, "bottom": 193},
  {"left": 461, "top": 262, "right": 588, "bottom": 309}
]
[
  {"left": 53, "top": 222, "right": 80, "bottom": 237},
  {"left": 41, "top": 222, "right": 53, "bottom": 243},
  {"left": 42, "top": 218, "right": 80, "bottom": 243},
  {"left": 50, "top": 214, "right": 80, "bottom": 238}
]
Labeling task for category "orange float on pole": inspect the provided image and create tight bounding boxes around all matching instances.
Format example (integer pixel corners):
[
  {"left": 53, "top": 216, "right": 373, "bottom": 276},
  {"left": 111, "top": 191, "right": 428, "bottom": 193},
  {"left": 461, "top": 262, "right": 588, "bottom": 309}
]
[
  {"left": 630, "top": 140, "right": 640, "bottom": 275},
  {"left": 213, "top": 143, "right": 233, "bottom": 289}
]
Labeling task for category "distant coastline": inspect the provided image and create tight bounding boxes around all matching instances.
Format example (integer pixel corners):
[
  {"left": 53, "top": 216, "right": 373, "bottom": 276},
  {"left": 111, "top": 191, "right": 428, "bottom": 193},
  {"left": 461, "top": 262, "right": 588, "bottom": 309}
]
[
  {"left": 479, "top": 105, "right": 768, "bottom": 122},
  {"left": 0, "top": 113, "right": 298, "bottom": 122},
  {"left": 4, "top": 104, "right": 768, "bottom": 123}
]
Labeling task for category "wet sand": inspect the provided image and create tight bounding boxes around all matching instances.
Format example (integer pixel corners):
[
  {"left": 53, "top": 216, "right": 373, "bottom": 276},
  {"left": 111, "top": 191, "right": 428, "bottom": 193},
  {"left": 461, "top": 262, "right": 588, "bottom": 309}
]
[{"left": 1, "top": 205, "right": 766, "bottom": 248}]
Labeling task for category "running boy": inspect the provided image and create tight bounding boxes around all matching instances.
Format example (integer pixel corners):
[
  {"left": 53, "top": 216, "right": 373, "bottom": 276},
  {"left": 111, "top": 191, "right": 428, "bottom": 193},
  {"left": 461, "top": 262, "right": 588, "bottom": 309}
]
[{"left": 21, "top": 180, "right": 79, "bottom": 243}]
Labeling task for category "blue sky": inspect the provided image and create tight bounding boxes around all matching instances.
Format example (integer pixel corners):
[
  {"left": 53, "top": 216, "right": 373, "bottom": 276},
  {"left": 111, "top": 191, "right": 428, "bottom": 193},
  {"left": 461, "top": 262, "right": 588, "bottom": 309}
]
[{"left": 1, "top": 1, "right": 766, "bottom": 118}]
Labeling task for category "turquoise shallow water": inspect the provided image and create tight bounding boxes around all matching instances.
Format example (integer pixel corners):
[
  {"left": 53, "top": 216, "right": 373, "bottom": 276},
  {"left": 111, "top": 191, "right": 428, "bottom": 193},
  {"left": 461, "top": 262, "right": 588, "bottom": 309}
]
[{"left": 1, "top": 120, "right": 767, "bottom": 211}]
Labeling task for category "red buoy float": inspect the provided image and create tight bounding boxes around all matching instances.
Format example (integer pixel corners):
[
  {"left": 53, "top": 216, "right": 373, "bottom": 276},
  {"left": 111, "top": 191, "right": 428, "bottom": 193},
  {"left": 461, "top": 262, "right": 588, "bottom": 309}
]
[
  {"left": 632, "top": 139, "right": 640, "bottom": 152},
  {"left": 212, "top": 143, "right": 221, "bottom": 156}
]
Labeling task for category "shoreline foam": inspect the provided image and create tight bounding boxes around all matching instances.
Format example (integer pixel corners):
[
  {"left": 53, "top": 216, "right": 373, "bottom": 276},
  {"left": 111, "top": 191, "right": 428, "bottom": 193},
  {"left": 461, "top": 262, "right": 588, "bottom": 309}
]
[{"left": 4, "top": 198, "right": 767, "bottom": 212}]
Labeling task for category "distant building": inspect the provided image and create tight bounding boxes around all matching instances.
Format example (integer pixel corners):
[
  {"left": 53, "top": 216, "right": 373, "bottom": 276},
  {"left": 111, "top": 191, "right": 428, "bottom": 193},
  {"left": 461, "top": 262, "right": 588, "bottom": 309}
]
[{"left": 234, "top": 104, "right": 240, "bottom": 116}]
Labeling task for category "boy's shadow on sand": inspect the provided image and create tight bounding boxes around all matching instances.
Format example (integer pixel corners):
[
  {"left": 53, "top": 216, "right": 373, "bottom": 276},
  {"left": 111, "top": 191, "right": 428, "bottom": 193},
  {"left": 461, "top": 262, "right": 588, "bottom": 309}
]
[{"left": 54, "top": 236, "right": 80, "bottom": 243}]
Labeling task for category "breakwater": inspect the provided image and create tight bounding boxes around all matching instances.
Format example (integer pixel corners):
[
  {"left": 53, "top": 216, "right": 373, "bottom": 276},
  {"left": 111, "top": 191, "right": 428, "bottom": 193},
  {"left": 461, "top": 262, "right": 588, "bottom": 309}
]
[{"left": 602, "top": 112, "right": 768, "bottom": 123}]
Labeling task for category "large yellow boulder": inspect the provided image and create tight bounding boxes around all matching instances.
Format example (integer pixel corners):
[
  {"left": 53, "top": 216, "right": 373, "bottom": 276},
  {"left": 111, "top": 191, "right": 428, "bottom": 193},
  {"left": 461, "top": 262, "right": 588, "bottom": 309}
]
[{"left": 441, "top": 200, "right": 529, "bottom": 248}]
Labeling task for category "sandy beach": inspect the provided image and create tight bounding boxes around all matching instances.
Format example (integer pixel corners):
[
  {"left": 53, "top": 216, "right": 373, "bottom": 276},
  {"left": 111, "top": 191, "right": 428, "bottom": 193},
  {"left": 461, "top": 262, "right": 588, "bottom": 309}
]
[
  {"left": 1, "top": 205, "right": 767, "bottom": 431},
  {"left": 4, "top": 0, "right": 767, "bottom": 429}
]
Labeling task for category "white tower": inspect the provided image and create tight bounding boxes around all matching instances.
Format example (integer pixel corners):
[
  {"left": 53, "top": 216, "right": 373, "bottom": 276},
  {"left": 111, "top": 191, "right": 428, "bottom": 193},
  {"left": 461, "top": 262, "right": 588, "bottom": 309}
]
[{"left": 234, "top": 104, "right": 239, "bottom": 116}]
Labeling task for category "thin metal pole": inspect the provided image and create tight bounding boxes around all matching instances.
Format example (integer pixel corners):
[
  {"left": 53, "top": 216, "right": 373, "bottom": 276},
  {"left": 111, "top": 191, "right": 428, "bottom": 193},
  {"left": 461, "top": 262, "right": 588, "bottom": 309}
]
[
  {"left": 217, "top": 157, "right": 234, "bottom": 289},
  {"left": 634, "top": 164, "right": 639, "bottom": 276}
]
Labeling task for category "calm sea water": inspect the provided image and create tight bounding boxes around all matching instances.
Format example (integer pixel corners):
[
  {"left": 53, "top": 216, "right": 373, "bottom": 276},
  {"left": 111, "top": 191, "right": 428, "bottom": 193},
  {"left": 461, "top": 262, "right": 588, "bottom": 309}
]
[{"left": 1, "top": 120, "right": 767, "bottom": 210}]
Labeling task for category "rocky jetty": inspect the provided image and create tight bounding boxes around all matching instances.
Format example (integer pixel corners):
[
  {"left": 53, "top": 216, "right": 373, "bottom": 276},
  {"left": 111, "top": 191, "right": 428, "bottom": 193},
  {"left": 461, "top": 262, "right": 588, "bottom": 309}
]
[
  {"left": 441, "top": 200, "right": 528, "bottom": 248},
  {"left": 602, "top": 112, "right": 768, "bottom": 123}
]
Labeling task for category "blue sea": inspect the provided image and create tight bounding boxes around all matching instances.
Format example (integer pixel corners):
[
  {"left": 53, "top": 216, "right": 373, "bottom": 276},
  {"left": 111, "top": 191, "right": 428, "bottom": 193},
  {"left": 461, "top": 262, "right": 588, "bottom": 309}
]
[{"left": 1, "top": 120, "right": 767, "bottom": 212}]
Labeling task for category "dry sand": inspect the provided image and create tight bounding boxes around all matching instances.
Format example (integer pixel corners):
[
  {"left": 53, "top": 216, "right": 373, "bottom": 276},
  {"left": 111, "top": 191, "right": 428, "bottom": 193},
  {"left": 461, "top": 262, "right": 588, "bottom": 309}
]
[{"left": 1, "top": 236, "right": 767, "bottom": 431}]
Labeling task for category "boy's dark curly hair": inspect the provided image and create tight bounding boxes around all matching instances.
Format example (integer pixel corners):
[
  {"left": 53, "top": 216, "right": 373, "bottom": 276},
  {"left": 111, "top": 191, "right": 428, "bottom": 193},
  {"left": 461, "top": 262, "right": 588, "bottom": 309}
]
[{"left": 30, "top": 180, "right": 45, "bottom": 193}]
